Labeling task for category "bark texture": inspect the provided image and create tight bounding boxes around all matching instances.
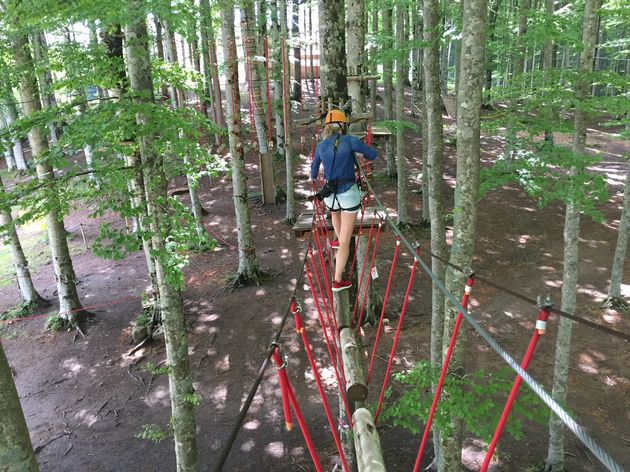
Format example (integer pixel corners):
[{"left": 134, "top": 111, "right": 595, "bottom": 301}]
[
  {"left": 320, "top": 0, "right": 348, "bottom": 104},
  {"left": 0, "top": 177, "right": 43, "bottom": 305},
  {"left": 13, "top": 34, "right": 84, "bottom": 325},
  {"left": 0, "top": 342, "right": 39, "bottom": 471},
  {"left": 241, "top": 0, "right": 275, "bottom": 204},
  {"left": 2, "top": 98, "right": 28, "bottom": 171},
  {"left": 440, "top": 0, "right": 487, "bottom": 469},
  {"left": 546, "top": 1, "right": 600, "bottom": 469},
  {"left": 270, "top": 0, "right": 286, "bottom": 155},
  {"left": 199, "top": 0, "right": 223, "bottom": 145},
  {"left": 346, "top": 0, "right": 365, "bottom": 115},
  {"left": 395, "top": 4, "right": 408, "bottom": 224},
  {"left": 382, "top": 8, "right": 395, "bottom": 177},
  {"left": 124, "top": 8, "right": 199, "bottom": 471},
  {"left": 220, "top": 0, "right": 261, "bottom": 282},
  {"left": 606, "top": 160, "right": 630, "bottom": 302}
]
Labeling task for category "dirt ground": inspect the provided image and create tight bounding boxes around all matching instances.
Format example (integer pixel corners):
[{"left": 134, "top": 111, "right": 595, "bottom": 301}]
[{"left": 1, "top": 92, "right": 629, "bottom": 472}]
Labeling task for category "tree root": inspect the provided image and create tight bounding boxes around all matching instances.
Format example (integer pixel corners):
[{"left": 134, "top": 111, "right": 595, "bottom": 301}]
[
  {"left": 601, "top": 296, "right": 629, "bottom": 313},
  {"left": 225, "top": 268, "right": 274, "bottom": 292}
]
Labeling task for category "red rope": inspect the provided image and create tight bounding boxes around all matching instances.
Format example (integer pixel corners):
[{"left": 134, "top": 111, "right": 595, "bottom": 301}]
[
  {"left": 374, "top": 249, "right": 421, "bottom": 423},
  {"left": 264, "top": 36, "right": 273, "bottom": 146},
  {"left": 367, "top": 238, "right": 401, "bottom": 384},
  {"left": 412, "top": 275, "right": 476, "bottom": 472},
  {"left": 272, "top": 347, "right": 324, "bottom": 472},
  {"left": 480, "top": 302, "right": 551, "bottom": 471},
  {"left": 306, "top": 251, "right": 346, "bottom": 387},
  {"left": 312, "top": 227, "right": 334, "bottom": 303},
  {"left": 355, "top": 219, "right": 384, "bottom": 331},
  {"left": 272, "top": 345, "right": 293, "bottom": 431},
  {"left": 351, "top": 215, "right": 377, "bottom": 324},
  {"left": 291, "top": 301, "right": 351, "bottom": 472}
]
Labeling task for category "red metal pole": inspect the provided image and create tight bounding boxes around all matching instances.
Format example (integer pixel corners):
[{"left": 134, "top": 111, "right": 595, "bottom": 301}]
[
  {"left": 479, "top": 299, "right": 552, "bottom": 471},
  {"left": 412, "top": 275, "right": 475, "bottom": 472}
]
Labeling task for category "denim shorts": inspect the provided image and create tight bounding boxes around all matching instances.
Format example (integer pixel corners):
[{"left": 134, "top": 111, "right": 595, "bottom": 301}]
[{"left": 324, "top": 184, "right": 362, "bottom": 213}]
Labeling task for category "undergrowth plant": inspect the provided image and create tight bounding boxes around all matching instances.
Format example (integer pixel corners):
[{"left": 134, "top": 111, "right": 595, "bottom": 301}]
[{"left": 379, "top": 361, "right": 549, "bottom": 443}]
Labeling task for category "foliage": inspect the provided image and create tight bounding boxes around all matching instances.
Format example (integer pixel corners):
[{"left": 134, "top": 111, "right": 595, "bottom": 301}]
[
  {"left": 141, "top": 362, "right": 171, "bottom": 376},
  {"left": 182, "top": 392, "right": 201, "bottom": 407},
  {"left": 0, "top": 301, "right": 38, "bottom": 321},
  {"left": 379, "top": 361, "right": 549, "bottom": 443},
  {"left": 135, "top": 423, "right": 168, "bottom": 443},
  {"left": 45, "top": 314, "right": 67, "bottom": 332}
]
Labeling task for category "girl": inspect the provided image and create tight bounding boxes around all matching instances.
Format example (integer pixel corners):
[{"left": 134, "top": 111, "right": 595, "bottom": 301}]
[{"left": 310, "top": 110, "right": 378, "bottom": 292}]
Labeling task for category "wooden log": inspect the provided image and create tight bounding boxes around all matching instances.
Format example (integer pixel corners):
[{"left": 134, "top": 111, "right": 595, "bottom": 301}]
[
  {"left": 339, "top": 327, "right": 368, "bottom": 401},
  {"left": 352, "top": 408, "right": 386, "bottom": 471},
  {"left": 333, "top": 288, "right": 352, "bottom": 329}
]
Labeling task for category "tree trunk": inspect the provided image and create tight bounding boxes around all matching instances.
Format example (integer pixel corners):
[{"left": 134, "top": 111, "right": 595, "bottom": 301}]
[
  {"left": 291, "top": 0, "right": 302, "bottom": 101},
  {"left": 0, "top": 176, "right": 44, "bottom": 305},
  {"left": 1, "top": 114, "right": 16, "bottom": 171},
  {"left": 124, "top": 8, "right": 199, "bottom": 471},
  {"left": 440, "top": 0, "right": 487, "bottom": 469},
  {"left": 320, "top": 0, "right": 348, "bottom": 105},
  {"left": 440, "top": 27, "right": 449, "bottom": 95},
  {"left": 383, "top": 8, "right": 396, "bottom": 178},
  {"left": 542, "top": 0, "right": 555, "bottom": 142},
  {"left": 606, "top": 159, "right": 630, "bottom": 305},
  {"left": 161, "top": 20, "right": 207, "bottom": 240},
  {"left": 269, "top": 0, "right": 286, "bottom": 155},
  {"left": 241, "top": 0, "right": 276, "bottom": 205},
  {"left": 30, "top": 32, "right": 59, "bottom": 146},
  {"left": 346, "top": 0, "right": 366, "bottom": 116},
  {"left": 370, "top": 2, "right": 378, "bottom": 116},
  {"left": 546, "top": 2, "right": 600, "bottom": 469},
  {"left": 0, "top": 342, "right": 39, "bottom": 471},
  {"left": 483, "top": 0, "right": 502, "bottom": 106},
  {"left": 515, "top": 0, "right": 531, "bottom": 77},
  {"left": 13, "top": 34, "right": 85, "bottom": 326},
  {"left": 395, "top": 4, "right": 408, "bottom": 224},
  {"left": 220, "top": 0, "right": 262, "bottom": 284},
  {"left": 199, "top": 0, "right": 222, "bottom": 146},
  {"left": 423, "top": 0, "right": 448, "bottom": 463},
  {"left": 279, "top": 0, "right": 297, "bottom": 223},
  {"left": 2, "top": 97, "right": 28, "bottom": 171}
]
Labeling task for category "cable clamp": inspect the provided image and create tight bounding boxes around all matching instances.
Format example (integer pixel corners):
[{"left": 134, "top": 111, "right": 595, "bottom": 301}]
[{"left": 463, "top": 267, "right": 475, "bottom": 277}]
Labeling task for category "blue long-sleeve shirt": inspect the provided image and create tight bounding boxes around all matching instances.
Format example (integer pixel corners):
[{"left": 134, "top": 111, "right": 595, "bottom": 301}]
[{"left": 310, "top": 133, "right": 378, "bottom": 194}]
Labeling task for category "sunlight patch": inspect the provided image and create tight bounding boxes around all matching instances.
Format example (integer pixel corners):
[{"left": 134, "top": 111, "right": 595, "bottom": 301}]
[
  {"left": 240, "top": 438, "right": 255, "bottom": 453},
  {"left": 265, "top": 441, "right": 285, "bottom": 458}
]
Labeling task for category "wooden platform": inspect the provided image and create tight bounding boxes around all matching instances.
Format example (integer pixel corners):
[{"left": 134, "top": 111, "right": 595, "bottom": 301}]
[{"left": 293, "top": 207, "right": 387, "bottom": 239}]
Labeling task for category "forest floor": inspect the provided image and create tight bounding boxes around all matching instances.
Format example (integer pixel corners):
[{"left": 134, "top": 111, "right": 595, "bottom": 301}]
[{"left": 1, "top": 91, "right": 629, "bottom": 472}]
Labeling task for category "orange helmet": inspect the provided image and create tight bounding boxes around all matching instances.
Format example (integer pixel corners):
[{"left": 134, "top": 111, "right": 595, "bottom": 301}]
[{"left": 325, "top": 110, "right": 348, "bottom": 125}]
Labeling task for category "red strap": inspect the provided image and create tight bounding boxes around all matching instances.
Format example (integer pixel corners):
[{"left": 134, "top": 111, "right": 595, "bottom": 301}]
[{"left": 272, "top": 346, "right": 292, "bottom": 431}]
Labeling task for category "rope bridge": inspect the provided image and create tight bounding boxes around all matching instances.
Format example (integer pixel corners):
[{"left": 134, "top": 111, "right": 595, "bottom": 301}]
[{"left": 213, "top": 137, "right": 627, "bottom": 472}]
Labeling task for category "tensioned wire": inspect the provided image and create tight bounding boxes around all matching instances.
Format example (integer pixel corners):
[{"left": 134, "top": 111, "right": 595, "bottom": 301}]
[{"left": 360, "top": 168, "right": 625, "bottom": 472}]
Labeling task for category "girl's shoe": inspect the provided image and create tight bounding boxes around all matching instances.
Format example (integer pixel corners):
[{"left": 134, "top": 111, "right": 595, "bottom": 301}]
[
  {"left": 331, "top": 279, "right": 352, "bottom": 292},
  {"left": 329, "top": 240, "right": 340, "bottom": 250}
]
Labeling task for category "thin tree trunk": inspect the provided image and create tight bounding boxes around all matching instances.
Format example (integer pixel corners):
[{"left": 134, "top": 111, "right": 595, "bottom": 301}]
[
  {"left": 440, "top": 0, "right": 487, "bottom": 469},
  {"left": 0, "top": 342, "right": 39, "bottom": 471},
  {"left": 162, "top": 20, "right": 207, "bottom": 240},
  {"left": 124, "top": 8, "right": 199, "bottom": 471},
  {"left": 395, "top": 4, "right": 408, "bottom": 225},
  {"left": 0, "top": 176, "right": 44, "bottom": 305},
  {"left": 1, "top": 114, "right": 16, "bottom": 171},
  {"left": 440, "top": 25, "right": 449, "bottom": 94},
  {"left": 199, "top": 0, "right": 222, "bottom": 146},
  {"left": 370, "top": 1, "right": 378, "bottom": 116},
  {"left": 347, "top": 0, "right": 366, "bottom": 116},
  {"left": 30, "top": 32, "right": 59, "bottom": 146},
  {"left": 423, "top": 0, "right": 448, "bottom": 463},
  {"left": 241, "top": 0, "right": 276, "bottom": 204},
  {"left": 270, "top": 0, "right": 286, "bottom": 156},
  {"left": 542, "top": 0, "right": 555, "bottom": 142},
  {"left": 279, "top": 0, "right": 297, "bottom": 223},
  {"left": 605, "top": 159, "right": 629, "bottom": 306},
  {"left": 291, "top": 0, "right": 302, "bottom": 101},
  {"left": 320, "top": 0, "right": 348, "bottom": 105},
  {"left": 483, "top": 0, "right": 502, "bottom": 105},
  {"left": 13, "top": 34, "right": 85, "bottom": 327},
  {"left": 545, "top": 1, "right": 600, "bottom": 470},
  {"left": 220, "top": 0, "right": 261, "bottom": 283},
  {"left": 383, "top": 8, "right": 396, "bottom": 177},
  {"left": 2, "top": 96, "right": 28, "bottom": 171}
]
